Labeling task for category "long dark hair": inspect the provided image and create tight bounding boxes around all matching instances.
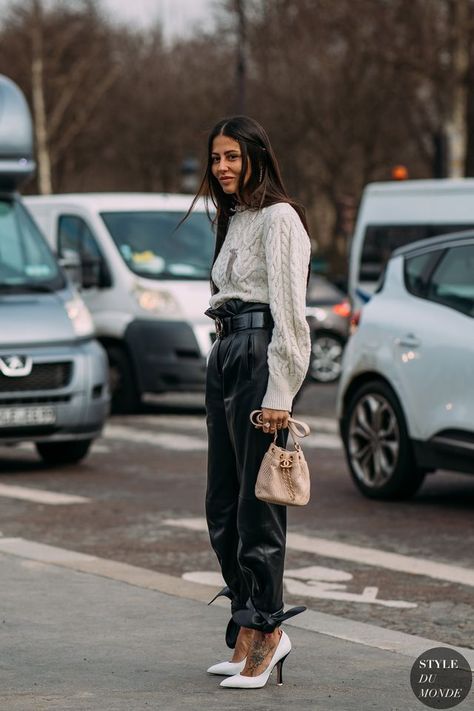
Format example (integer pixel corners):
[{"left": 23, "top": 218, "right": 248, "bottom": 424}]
[{"left": 186, "top": 115, "right": 311, "bottom": 294}]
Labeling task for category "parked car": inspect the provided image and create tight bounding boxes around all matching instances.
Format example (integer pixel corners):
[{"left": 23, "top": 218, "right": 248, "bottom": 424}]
[
  {"left": 305, "top": 275, "right": 350, "bottom": 383},
  {"left": 0, "top": 75, "right": 109, "bottom": 464},
  {"left": 337, "top": 230, "right": 474, "bottom": 500},
  {"left": 349, "top": 179, "right": 474, "bottom": 313},
  {"left": 25, "top": 193, "right": 216, "bottom": 413}
]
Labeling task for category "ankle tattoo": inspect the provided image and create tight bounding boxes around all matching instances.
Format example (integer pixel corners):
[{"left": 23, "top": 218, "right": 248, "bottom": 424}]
[{"left": 246, "top": 636, "right": 273, "bottom": 673}]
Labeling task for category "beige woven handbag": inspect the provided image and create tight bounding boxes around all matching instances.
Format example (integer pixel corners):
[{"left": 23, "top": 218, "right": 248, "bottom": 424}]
[{"left": 250, "top": 409, "right": 311, "bottom": 506}]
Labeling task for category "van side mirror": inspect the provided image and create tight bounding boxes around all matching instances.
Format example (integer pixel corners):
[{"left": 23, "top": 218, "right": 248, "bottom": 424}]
[{"left": 80, "top": 253, "right": 112, "bottom": 289}]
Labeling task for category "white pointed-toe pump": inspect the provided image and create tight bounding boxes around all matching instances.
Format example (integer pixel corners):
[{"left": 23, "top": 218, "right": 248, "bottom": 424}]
[
  {"left": 207, "top": 658, "right": 247, "bottom": 676},
  {"left": 220, "top": 630, "right": 291, "bottom": 689}
]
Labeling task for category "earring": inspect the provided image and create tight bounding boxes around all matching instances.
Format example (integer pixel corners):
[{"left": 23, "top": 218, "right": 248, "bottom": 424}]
[{"left": 259, "top": 164, "right": 263, "bottom": 182}]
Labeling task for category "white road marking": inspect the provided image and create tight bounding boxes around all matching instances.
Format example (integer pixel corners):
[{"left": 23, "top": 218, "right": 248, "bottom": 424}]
[
  {"left": 296, "top": 415, "right": 339, "bottom": 433},
  {"left": 183, "top": 566, "right": 417, "bottom": 609},
  {"left": 104, "top": 424, "right": 207, "bottom": 451},
  {"left": 130, "top": 415, "right": 208, "bottom": 432},
  {"left": 91, "top": 443, "right": 110, "bottom": 454},
  {"left": 1, "top": 537, "right": 473, "bottom": 665},
  {"left": 304, "top": 433, "right": 341, "bottom": 449},
  {"left": 163, "top": 517, "right": 474, "bottom": 588},
  {"left": 130, "top": 413, "right": 339, "bottom": 434},
  {"left": 0, "top": 484, "right": 90, "bottom": 505},
  {"left": 105, "top": 421, "right": 341, "bottom": 450}
]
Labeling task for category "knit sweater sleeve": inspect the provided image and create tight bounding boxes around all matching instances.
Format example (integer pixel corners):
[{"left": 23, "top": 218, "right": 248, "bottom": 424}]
[{"left": 261, "top": 204, "right": 312, "bottom": 411}]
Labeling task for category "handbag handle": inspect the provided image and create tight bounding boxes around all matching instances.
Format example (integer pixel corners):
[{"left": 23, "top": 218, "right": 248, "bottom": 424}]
[{"left": 249, "top": 409, "right": 310, "bottom": 445}]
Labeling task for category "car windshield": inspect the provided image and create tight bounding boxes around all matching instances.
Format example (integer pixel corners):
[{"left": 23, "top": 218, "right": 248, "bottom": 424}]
[
  {"left": 0, "top": 198, "right": 63, "bottom": 292},
  {"left": 101, "top": 210, "right": 215, "bottom": 280}
]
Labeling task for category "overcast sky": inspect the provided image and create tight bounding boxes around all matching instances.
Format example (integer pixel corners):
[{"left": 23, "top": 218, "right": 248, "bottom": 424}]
[
  {"left": 101, "top": 0, "right": 215, "bottom": 37},
  {"left": 101, "top": 0, "right": 213, "bottom": 37},
  {"left": 0, "top": 0, "right": 216, "bottom": 39}
]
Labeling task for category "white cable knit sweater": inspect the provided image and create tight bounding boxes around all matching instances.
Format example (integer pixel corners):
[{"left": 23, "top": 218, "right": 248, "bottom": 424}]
[{"left": 209, "top": 202, "right": 311, "bottom": 411}]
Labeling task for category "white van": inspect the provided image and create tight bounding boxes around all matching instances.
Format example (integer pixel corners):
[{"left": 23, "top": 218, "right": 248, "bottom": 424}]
[
  {"left": 25, "top": 194, "right": 215, "bottom": 412},
  {"left": 349, "top": 179, "right": 474, "bottom": 311}
]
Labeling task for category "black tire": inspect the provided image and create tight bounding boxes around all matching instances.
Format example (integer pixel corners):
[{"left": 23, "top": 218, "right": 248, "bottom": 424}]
[
  {"left": 106, "top": 345, "right": 139, "bottom": 414},
  {"left": 309, "top": 331, "right": 345, "bottom": 383},
  {"left": 36, "top": 439, "right": 92, "bottom": 465},
  {"left": 341, "top": 380, "right": 426, "bottom": 500}
]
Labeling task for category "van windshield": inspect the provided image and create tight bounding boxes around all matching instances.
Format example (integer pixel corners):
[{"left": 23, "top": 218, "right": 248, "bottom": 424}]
[
  {"left": 0, "top": 199, "right": 63, "bottom": 292},
  {"left": 360, "top": 223, "right": 474, "bottom": 282},
  {"left": 101, "top": 210, "right": 214, "bottom": 280}
]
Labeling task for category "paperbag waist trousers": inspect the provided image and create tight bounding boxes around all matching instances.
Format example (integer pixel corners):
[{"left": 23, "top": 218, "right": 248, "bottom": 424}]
[{"left": 205, "top": 298, "right": 289, "bottom": 618}]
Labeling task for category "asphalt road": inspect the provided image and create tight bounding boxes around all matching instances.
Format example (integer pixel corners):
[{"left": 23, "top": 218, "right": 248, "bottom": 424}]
[{"left": 0, "top": 382, "right": 473, "bottom": 651}]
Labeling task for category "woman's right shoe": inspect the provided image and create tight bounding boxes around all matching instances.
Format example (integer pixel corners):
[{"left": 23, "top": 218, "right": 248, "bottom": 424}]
[
  {"left": 220, "top": 631, "right": 291, "bottom": 688},
  {"left": 207, "top": 658, "right": 246, "bottom": 676}
]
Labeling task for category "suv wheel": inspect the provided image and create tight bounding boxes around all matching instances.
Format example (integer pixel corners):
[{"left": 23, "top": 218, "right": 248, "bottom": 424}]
[
  {"left": 309, "top": 332, "right": 344, "bottom": 383},
  {"left": 342, "top": 380, "right": 425, "bottom": 499}
]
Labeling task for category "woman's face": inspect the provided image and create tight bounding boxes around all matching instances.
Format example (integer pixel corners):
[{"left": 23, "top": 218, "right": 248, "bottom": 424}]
[{"left": 211, "top": 134, "right": 251, "bottom": 196}]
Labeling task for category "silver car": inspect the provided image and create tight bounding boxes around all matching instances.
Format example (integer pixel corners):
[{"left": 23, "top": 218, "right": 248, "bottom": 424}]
[{"left": 305, "top": 275, "right": 350, "bottom": 383}]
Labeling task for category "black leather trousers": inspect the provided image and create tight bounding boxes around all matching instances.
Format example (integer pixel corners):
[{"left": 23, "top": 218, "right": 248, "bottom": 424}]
[{"left": 205, "top": 298, "right": 289, "bottom": 620}]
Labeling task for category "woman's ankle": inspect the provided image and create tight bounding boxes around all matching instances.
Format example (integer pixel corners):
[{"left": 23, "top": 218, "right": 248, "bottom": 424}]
[{"left": 230, "top": 627, "right": 254, "bottom": 662}]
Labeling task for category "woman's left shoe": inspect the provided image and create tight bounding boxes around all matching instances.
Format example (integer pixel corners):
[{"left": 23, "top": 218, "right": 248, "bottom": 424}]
[
  {"left": 220, "top": 630, "right": 291, "bottom": 689},
  {"left": 207, "top": 658, "right": 246, "bottom": 676}
]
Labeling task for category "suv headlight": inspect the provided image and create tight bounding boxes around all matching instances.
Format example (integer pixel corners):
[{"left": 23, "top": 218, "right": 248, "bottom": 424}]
[
  {"left": 65, "top": 294, "right": 95, "bottom": 337},
  {"left": 133, "top": 285, "right": 181, "bottom": 316}
]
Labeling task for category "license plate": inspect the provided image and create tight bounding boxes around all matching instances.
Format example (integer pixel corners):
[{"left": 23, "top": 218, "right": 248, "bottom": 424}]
[{"left": 0, "top": 406, "right": 56, "bottom": 427}]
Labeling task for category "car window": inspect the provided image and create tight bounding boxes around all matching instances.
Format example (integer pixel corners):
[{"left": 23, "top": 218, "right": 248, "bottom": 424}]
[
  {"left": 426, "top": 244, "right": 474, "bottom": 317},
  {"left": 58, "top": 214, "right": 102, "bottom": 262},
  {"left": 404, "top": 251, "right": 443, "bottom": 298},
  {"left": 0, "top": 199, "right": 63, "bottom": 290},
  {"left": 361, "top": 224, "right": 474, "bottom": 283}
]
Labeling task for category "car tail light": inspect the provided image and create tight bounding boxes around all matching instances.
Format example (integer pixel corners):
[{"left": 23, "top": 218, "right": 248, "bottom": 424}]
[
  {"left": 350, "top": 309, "right": 361, "bottom": 333},
  {"left": 331, "top": 300, "right": 351, "bottom": 318}
]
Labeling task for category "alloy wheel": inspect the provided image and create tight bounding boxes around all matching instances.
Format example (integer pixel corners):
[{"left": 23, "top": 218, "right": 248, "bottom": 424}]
[
  {"left": 348, "top": 393, "right": 400, "bottom": 488},
  {"left": 310, "top": 334, "right": 344, "bottom": 382}
]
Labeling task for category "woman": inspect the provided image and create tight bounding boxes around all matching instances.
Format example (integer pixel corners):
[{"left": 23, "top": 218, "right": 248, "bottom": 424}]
[{"left": 193, "top": 116, "right": 311, "bottom": 689}]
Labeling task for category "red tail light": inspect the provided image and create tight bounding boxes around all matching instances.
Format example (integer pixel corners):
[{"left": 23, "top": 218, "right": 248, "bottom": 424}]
[
  {"left": 331, "top": 300, "right": 351, "bottom": 318},
  {"left": 350, "top": 309, "right": 361, "bottom": 333}
]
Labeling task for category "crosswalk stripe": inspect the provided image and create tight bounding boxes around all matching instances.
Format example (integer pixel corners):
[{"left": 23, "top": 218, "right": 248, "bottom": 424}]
[
  {"left": 129, "top": 413, "right": 339, "bottom": 434},
  {"left": 104, "top": 424, "right": 207, "bottom": 451},
  {"left": 104, "top": 423, "right": 341, "bottom": 451},
  {"left": 0, "top": 484, "right": 90, "bottom": 505}
]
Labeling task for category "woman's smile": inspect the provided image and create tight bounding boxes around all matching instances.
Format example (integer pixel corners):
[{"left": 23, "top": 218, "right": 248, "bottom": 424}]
[{"left": 211, "top": 134, "right": 251, "bottom": 195}]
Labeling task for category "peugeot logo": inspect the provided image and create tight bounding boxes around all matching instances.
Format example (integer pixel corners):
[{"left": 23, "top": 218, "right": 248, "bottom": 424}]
[{"left": 0, "top": 355, "right": 33, "bottom": 377}]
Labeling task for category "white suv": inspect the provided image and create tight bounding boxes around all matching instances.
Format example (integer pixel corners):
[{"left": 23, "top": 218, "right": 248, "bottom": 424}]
[{"left": 337, "top": 231, "right": 474, "bottom": 499}]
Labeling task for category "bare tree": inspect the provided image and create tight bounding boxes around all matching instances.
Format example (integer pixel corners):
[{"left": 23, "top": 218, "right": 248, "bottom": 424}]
[
  {"left": 0, "top": 0, "right": 120, "bottom": 192},
  {"left": 30, "top": 0, "right": 51, "bottom": 193}
]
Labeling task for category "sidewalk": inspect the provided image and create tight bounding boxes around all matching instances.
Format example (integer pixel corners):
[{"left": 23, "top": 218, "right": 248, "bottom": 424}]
[{"left": 0, "top": 542, "right": 472, "bottom": 711}]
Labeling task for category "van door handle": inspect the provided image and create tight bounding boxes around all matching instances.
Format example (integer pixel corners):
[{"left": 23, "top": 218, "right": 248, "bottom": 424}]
[{"left": 394, "top": 333, "right": 421, "bottom": 348}]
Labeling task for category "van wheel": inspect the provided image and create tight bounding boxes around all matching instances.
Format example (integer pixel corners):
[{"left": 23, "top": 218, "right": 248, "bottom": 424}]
[
  {"left": 36, "top": 439, "right": 92, "bottom": 465},
  {"left": 107, "top": 345, "right": 139, "bottom": 414},
  {"left": 341, "top": 380, "right": 426, "bottom": 500}
]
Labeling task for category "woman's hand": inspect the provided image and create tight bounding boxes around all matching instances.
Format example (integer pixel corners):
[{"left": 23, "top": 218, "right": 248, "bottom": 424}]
[{"left": 260, "top": 408, "right": 289, "bottom": 433}]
